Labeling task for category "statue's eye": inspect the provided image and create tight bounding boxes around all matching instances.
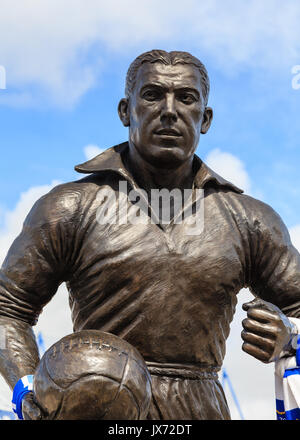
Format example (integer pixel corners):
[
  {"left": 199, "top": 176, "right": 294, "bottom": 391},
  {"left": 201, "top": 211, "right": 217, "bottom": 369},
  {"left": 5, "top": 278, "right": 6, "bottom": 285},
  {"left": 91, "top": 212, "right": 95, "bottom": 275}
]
[
  {"left": 178, "top": 93, "right": 197, "bottom": 105},
  {"left": 142, "top": 89, "right": 161, "bottom": 101}
]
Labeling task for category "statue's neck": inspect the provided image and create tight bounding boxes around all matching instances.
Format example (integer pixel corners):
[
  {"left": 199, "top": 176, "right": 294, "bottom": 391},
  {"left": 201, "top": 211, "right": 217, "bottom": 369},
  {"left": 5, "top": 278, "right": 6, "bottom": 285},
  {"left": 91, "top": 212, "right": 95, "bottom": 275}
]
[{"left": 125, "top": 145, "right": 196, "bottom": 195}]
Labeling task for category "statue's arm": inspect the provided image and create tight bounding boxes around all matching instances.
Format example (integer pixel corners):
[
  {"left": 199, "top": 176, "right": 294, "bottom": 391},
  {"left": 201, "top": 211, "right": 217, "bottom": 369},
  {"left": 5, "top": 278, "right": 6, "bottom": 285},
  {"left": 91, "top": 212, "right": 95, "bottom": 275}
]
[
  {"left": 247, "top": 202, "right": 300, "bottom": 318},
  {"left": 242, "top": 200, "right": 300, "bottom": 362},
  {"left": 0, "top": 223, "right": 60, "bottom": 420},
  {"left": 0, "top": 317, "right": 43, "bottom": 420},
  {"left": 0, "top": 317, "right": 40, "bottom": 390},
  {"left": 0, "top": 184, "right": 80, "bottom": 411}
]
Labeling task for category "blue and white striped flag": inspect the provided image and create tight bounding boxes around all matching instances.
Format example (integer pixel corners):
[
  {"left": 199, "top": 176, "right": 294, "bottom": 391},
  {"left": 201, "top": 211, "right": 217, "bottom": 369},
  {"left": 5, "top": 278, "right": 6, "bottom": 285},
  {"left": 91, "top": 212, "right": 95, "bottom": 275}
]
[{"left": 275, "top": 318, "right": 300, "bottom": 420}]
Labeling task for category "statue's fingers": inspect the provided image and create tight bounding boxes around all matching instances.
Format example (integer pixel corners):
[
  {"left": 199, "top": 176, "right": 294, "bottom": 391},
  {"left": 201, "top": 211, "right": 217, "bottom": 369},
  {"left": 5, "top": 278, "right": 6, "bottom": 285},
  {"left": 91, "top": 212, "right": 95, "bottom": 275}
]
[
  {"left": 241, "top": 341, "right": 271, "bottom": 363},
  {"left": 242, "top": 298, "right": 283, "bottom": 315},
  {"left": 246, "top": 307, "right": 279, "bottom": 323},
  {"left": 242, "top": 298, "right": 265, "bottom": 312},
  {"left": 242, "top": 318, "right": 277, "bottom": 338},
  {"left": 241, "top": 330, "right": 275, "bottom": 354}
]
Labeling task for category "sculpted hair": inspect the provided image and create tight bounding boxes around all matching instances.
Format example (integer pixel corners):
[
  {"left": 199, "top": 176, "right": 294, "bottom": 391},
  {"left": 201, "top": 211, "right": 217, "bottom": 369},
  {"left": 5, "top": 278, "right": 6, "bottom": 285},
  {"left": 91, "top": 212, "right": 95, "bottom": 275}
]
[{"left": 125, "top": 49, "right": 210, "bottom": 106}]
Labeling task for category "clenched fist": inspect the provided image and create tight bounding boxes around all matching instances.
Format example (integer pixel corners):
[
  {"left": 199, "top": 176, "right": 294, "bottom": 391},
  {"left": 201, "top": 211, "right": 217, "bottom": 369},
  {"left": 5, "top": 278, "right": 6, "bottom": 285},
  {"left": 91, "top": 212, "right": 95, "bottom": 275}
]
[
  {"left": 22, "top": 392, "right": 46, "bottom": 420},
  {"left": 241, "top": 297, "right": 296, "bottom": 363}
]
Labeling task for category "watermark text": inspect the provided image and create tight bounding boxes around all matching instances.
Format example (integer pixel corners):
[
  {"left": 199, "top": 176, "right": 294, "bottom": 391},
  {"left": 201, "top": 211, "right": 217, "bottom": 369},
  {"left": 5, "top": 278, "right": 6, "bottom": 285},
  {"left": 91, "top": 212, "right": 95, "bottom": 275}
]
[
  {"left": 291, "top": 65, "right": 300, "bottom": 90},
  {"left": 95, "top": 181, "right": 205, "bottom": 236}
]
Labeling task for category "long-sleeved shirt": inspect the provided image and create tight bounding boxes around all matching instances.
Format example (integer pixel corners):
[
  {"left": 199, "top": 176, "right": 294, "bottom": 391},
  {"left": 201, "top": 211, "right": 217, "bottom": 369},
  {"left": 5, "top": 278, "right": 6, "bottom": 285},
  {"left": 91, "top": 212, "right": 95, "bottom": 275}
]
[{"left": 1, "top": 141, "right": 300, "bottom": 371}]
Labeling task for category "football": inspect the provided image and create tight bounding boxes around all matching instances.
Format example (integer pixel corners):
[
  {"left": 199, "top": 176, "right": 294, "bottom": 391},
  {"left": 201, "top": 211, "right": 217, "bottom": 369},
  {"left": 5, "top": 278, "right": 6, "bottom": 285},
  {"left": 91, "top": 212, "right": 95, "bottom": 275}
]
[{"left": 33, "top": 330, "right": 152, "bottom": 420}]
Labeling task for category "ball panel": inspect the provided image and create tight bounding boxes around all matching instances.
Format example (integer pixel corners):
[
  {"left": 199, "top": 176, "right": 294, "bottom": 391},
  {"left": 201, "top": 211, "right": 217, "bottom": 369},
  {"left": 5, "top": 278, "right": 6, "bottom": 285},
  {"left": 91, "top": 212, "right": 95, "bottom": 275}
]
[
  {"left": 44, "top": 333, "right": 129, "bottom": 389},
  {"left": 33, "top": 360, "right": 65, "bottom": 416},
  {"left": 121, "top": 358, "right": 152, "bottom": 419},
  {"left": 101, "top": 384, "right": 139, "bottom": 420},
  {"left": 55, "top": 375, "right": 121, "bottom": 420}
]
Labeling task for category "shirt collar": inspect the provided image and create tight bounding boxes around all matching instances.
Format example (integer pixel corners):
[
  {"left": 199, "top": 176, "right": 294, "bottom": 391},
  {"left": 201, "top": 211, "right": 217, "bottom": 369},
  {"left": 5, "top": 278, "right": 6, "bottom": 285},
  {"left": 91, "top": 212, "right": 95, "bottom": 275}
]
[{"left": 74, "top": 141, "right": 243, "bottom": 194}]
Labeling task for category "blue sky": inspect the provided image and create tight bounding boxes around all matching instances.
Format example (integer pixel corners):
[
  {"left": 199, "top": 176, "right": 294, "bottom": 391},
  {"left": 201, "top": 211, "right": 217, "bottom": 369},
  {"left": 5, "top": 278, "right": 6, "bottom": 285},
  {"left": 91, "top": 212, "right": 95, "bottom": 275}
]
[
  {"left": 1, "top": 3, "right": 300, "bottom": 227},
  {"left": 0, "top": 0, "right": 300, "bottom": 419}
]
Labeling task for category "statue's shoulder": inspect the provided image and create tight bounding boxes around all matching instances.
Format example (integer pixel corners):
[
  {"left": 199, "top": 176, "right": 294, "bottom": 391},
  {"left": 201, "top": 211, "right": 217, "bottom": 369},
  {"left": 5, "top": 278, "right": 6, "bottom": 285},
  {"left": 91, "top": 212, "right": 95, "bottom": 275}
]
[
  {"left": 235, "top": 191, "right": 280, "bottom": 217},
  {"left": 24, "top": 176, "right": 101, "bottom": 227},
  {"left": 223, "top": 190, "right": 288, "bottom": 235}
]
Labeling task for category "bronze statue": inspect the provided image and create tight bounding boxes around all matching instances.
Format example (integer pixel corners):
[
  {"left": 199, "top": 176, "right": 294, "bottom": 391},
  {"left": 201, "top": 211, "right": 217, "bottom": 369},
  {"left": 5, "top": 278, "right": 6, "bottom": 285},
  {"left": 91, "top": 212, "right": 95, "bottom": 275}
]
[{"left": 0, "top": 49, "right": 300, "bottom": 420}]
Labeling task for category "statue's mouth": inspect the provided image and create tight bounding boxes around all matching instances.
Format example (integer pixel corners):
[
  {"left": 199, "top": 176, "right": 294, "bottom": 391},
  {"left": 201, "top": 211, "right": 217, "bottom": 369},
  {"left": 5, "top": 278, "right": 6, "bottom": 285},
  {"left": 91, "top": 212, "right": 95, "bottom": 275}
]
[{"left": 154, "top": 128, "right": 182, "bottom": 137}]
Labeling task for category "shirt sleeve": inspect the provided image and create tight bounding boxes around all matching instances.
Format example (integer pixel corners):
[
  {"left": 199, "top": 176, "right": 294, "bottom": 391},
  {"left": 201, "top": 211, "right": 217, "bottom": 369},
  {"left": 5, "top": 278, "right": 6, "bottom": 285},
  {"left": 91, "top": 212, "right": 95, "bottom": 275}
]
[
  {"left": 0, "top": 183, "right": 81, "bottom": 325},
  {"left": 249, "top": 201, "right": 300, "bottom": 318}
]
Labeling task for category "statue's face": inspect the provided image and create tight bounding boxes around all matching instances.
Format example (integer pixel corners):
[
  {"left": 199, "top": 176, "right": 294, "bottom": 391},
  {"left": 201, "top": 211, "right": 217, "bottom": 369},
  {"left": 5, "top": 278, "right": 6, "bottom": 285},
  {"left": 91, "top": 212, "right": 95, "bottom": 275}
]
[{"left": 119, "top": 62, "right": 212, "bottom": 168}]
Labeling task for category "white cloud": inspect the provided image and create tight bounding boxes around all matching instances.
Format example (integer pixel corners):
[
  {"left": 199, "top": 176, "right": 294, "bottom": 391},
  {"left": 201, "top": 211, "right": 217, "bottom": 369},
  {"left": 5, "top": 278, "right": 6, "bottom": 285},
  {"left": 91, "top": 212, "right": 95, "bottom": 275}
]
[
  {"left": 1, "top": 0, "right": 300, "bottom": 107},
  {"left": 289, "top": 224, "right": 300, "bottom": 252},
  {"left": 83, "top": 144, "right": 104, "bottom": 160},
  {"left": 0, "top": 181, "right": 61, "bottom": 265},
  {"left": 205, "top": 148, "right": 252, "bottom": 194}
]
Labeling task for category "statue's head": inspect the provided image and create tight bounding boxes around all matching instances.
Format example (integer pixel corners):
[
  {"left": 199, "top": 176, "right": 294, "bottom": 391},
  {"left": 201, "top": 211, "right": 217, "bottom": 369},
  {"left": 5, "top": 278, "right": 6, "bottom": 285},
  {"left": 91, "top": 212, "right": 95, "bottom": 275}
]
[{"left": 118, "top": 50, "right": 213, "bottom": 169}]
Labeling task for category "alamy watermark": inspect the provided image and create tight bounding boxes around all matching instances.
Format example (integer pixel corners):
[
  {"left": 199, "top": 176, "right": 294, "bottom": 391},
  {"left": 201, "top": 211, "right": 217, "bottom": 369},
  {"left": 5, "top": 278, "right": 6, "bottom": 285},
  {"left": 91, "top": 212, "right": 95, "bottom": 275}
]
[
  {"left": 291, "top": 65, "right": 300, "bottom": 90},
  {"left": 0, "top": 65, "right": 6, "bottom": 90},
  {"left": 95, "top": 181, "right": 205, "bottom": 236}
]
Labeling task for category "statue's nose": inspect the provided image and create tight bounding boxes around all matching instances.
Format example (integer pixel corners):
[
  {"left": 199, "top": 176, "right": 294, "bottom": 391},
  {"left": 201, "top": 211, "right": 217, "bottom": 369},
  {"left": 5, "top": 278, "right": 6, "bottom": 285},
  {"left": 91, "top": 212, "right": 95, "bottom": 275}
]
[{"left": 160, "top": 94, "right": 177, "bottom": 123}]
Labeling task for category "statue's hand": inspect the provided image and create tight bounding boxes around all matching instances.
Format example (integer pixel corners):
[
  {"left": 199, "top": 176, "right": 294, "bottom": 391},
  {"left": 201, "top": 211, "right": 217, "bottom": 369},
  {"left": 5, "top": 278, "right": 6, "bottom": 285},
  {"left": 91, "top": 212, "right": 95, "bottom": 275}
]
[
  {"left": 241, "top": 297, "right": 294, "bottom": 363},
  {"left": 22, "top": 391, "right": 46, "bottom": 420}
]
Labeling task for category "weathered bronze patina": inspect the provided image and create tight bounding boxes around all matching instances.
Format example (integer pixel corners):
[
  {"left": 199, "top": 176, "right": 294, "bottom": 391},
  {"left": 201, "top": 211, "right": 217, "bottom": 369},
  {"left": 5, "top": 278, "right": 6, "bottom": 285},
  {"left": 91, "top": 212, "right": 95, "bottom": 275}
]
[{"left": 0, "top": 50, "right": 299, "bottom": 420}]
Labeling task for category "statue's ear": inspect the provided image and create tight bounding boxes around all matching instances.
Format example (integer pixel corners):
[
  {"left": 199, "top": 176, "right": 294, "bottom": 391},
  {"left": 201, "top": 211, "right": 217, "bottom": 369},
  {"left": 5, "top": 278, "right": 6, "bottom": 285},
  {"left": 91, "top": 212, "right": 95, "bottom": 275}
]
[
  {"left": 201, "top": 106, "right": 213, "bottom": 134},
  {"left": 118, "top": 98, "right": 130, "bottom": 127}
]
